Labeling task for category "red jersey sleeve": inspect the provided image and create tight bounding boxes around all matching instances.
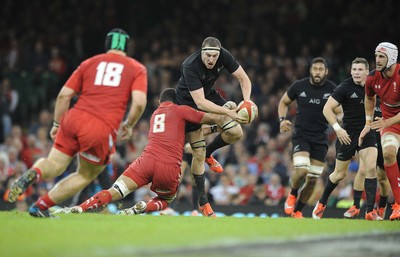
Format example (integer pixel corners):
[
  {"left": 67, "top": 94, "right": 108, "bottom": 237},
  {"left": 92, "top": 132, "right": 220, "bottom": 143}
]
[
  {"left": 64, "top": 63, "right": 85, "bottom": 92},
  {"left": 365, "top": 75, "right": 376, "bottom": 97},
  {"left": 176, "top": 105, "right": 206, "bottom": 123},
  {"left": 130, "top": 60, "right": 148, "bottom": 93}
]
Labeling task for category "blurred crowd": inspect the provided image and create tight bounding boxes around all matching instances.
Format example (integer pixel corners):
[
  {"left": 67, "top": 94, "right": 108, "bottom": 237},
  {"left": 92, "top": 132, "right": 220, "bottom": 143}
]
[{"left": 0, "top": 0, "right": 397, "bottom": 212}]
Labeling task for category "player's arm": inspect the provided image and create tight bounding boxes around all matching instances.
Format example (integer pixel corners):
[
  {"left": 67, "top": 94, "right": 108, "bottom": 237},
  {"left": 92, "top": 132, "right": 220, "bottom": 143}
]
[
  {"left": 201, "top": 113, "right": 224, "bottom": 125},
  {"left": 333, "top": 105, "right": 344, "bottom": 124},
  {"left": 359, "top": 94, "right": 376, "bottom": 146},
  {"left": 231, "top": 65, "right": 252, "bottom": 101},
  {"left": 51, "top": 86, "right": 78, "bottom": 139},
  {"left": 323, "top": 96, "right": 350, "bottom": 145},
  {"left": 370, "top": 97, "right": 400, "bottom": 131},
  {"left": 364, "top": 94, "right": 376, "bottom": 126},
  {"left": 120, "top": 90, "right": 147, "bottom": 140},
  {"left": 190, "top": 88, "right": 246, "bottom": 123},
  {"left": 277, "top": 92, "right": 293, "bottom": 133}
]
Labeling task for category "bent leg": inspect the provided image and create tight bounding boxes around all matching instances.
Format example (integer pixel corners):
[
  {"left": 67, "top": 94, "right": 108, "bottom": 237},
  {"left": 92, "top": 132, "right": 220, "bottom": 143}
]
[{"left": 43, "top": 158, "right": 106, "bottom": 208}]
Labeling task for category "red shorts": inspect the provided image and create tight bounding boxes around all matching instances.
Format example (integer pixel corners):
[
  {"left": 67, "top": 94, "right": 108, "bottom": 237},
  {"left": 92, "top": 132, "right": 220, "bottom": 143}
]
[
  {"left": 54, "top": 109, "right": 116, "bottom": 165},
  {"left": 122, "top": 155, "right": 181, "bottom": 198},
  {"left": 381, "top": 124, "right": 400, "bottom": 137}
]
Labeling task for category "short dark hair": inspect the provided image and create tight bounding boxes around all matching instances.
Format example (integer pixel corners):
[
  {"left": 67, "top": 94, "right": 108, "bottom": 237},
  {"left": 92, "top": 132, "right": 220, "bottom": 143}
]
[
  {"left": 352, "top": 57, "right": 369, "bottom": 70},
  {"left": 105, "top": 28, "right": 130, "bottom": 53},
  {"left": 311, "top": 57, "right": 328, "bottom": 69},
  {"left": 159, "top": 88, "right": 177, "bottom": 103},
  {"left": 201, "top": 37, "right": 221, "bottom": 48}
]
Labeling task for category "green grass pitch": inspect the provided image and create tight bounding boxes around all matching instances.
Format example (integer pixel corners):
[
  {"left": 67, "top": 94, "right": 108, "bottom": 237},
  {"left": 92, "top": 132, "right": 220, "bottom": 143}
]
[{"left": 1, "top": 211, "right": 399, "bottom": 257}]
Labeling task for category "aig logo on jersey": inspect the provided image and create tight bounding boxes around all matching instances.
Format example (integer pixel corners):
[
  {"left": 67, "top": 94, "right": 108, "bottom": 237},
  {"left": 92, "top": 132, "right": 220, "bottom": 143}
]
[{"left": 309, "top": 98, "right": 321, "bottom": 104}]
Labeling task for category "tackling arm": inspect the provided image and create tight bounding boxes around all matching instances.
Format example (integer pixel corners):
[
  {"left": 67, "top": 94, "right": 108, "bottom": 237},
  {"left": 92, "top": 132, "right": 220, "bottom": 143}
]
[{"left": 190, "top": 88, "right": 246, "bottom": 123}]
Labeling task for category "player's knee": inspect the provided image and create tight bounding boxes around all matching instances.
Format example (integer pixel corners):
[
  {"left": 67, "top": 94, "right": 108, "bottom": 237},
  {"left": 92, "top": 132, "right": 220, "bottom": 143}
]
[
  {"left": 223, "top": 123, "right": 243, "bottom": 142},
  {"left": 293, "top": 156, "right": 310, "bottom": 174},
  {"left": 307, "top": 165, "right": 324, "bottom": 178},
  {"left": 112, "top": 179, "right": 132, "bottom": 198},
  {"left": 332, "top": 169, "right": 347, "bottom": 181},
  {"left": 191, "top": 145, "right": 206, "bottom": 160},
  {"left": 382, "top": 134, "right": 399, "bottom": 164}
]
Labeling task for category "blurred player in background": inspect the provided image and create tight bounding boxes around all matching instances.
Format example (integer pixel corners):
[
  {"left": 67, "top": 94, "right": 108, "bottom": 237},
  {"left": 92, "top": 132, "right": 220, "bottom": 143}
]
[
  {"left": 278, "top": 57, "right": 338, "bottom": 218},
  {"left": 359, "top": 42, "right": 400, "bottom": 220},
  {"left": 312, "top": 57, "right": 381, "bottom": 220},
  {"left": 7, "top": 28, "right": 148, "bottom": 217},
  {"left": 55, "top": 88, "right": 224, "bottom": 216},
  {"left": 176, "top": 36, "right": 250, "bottom": 216}
]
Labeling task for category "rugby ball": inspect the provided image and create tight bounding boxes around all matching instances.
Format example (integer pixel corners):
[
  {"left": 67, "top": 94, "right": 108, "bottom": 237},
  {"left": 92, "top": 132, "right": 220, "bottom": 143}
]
[{"left": 237, "top": 100, "right": 258, "bottom": 124}]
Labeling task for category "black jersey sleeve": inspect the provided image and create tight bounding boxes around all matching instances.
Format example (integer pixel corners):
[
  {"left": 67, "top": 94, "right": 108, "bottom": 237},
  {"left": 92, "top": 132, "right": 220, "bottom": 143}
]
[
  {"left": 286, "top": 81, "right": 299, "bottom": 100},
  {"left": 220, "top": 48, "right": 240, "bottom": 73},
  {"left": 330, "top": 83, "right": 347, "bottom": 104}
]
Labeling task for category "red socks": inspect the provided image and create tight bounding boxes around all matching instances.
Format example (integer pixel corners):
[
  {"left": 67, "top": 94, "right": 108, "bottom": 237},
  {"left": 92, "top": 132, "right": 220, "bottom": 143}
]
[
  {"left": 79, "top": 190, "right": 112, "bottom": 211},
  {"left": 32, "top": 167, "right": 42, "bottom": 182},
  {"left": 145, "top": 197, "right": 168, "bottom": 213},
  {"left": 35, "top": 194, "right": 56, "bottom": 211},
  {"left": 384, "top": 162, "right": 400, "bottom": 203}
]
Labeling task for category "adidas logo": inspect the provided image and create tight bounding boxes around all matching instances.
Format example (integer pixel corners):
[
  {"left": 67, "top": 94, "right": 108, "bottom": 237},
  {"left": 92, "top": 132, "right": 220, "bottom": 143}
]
[
  {"left": 350, "top": 92, "right": 358, "bottom": 98},
  {"left": 299, "top": 92, "right": 307, "bottom": 97}
]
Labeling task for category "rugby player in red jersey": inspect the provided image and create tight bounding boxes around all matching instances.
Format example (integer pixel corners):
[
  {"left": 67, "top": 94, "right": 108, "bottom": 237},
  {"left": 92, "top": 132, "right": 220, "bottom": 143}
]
[
  {"left": 57, "top": 88, "right": 224, "bottom": 216},
  {"left": 7, "top": 28, "right": 147, "bottom": 217},
  {"left": 359, "top": 42, "right": 400, "bottom": 220}
]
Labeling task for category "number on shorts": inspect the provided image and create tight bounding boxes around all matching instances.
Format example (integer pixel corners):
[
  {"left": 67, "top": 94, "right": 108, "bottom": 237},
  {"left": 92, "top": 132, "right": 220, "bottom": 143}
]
[
  {"left": 153, "top": 114, "right": 165, "bottom": 133},
  {"left": 94, "top": 62, "right": 124, "bottom": 87}
]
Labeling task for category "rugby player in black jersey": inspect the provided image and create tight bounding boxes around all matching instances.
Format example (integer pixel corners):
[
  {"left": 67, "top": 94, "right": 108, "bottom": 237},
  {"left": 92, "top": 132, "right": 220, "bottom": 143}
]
[
  {"left": 176, "top": 37, "right": 251, "bottom": 216},
  {"left": 278, "top": 57, "right": 339, "bottom": 218},
  {"left": 312, "top": 57, "right": 382, "bottom": 220}
]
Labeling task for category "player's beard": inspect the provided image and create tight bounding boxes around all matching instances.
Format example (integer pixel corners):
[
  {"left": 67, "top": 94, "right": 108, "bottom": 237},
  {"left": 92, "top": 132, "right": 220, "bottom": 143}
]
[{"left": 310, "top": 74, "right": 326, "bottom": 85}]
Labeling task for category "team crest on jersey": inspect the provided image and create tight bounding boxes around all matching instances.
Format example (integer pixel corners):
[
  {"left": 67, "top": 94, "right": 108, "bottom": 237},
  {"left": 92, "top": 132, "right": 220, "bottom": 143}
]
[
  {"left": 323, "top": 93, "right": 331, "bottom": 99},
  {"left": 374, "top": 84, "right": 381, "bottom": 90},
  {"left": 217, "top": 66, "right": 224, "bottom": 72}
]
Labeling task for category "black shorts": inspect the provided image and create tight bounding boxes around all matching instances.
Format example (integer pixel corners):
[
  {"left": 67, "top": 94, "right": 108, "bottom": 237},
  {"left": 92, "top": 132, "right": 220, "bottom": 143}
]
[
  {"left": 291, "top": 134, "right": 328, "bottom": 162},
  {"left": 335, "top": 130, "right": 376, "bottom": 161},
  {"left": 176, "top": 90, "right": 226, "bottom": 133}
]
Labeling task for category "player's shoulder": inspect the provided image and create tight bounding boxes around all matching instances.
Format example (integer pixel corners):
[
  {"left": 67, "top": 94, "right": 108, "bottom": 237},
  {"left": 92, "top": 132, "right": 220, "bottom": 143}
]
[
  {"left": 183, "top": 51, "right": 200, "bottom": 66},
  {"left": 368, "top": 69, "right": 379, "bottom": 77},
  {"left": 292, "top": 77, "right": 309, "bottom": 87},
  {"left": 325, "top": 79, "right": 338, "bottom": 88},
  {"left": 338, "top": 77, "right": 353, "bottom": 87}
]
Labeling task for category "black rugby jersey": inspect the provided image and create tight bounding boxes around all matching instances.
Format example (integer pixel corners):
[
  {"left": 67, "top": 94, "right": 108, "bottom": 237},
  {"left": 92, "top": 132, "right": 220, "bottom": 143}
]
[
  {"left": 331, "top": 77, "right": 366, "bottom": 131},
  {"left": 176, "top": 47, "right": 239, "bottom": 105},
  {"left": 287, "top": 77, "right": 337, "bottom": 143}
]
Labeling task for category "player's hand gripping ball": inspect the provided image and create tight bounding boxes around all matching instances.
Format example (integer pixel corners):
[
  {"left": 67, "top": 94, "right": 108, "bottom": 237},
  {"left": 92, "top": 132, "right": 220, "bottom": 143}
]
[{"left": 237, "top": 100, "right": 258, "bottom": 124}]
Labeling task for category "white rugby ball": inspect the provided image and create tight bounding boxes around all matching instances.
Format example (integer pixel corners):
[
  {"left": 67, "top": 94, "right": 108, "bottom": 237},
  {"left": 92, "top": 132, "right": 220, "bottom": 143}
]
[{"left": 237, "top": 100, "right": 258, "bottom": 124}]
